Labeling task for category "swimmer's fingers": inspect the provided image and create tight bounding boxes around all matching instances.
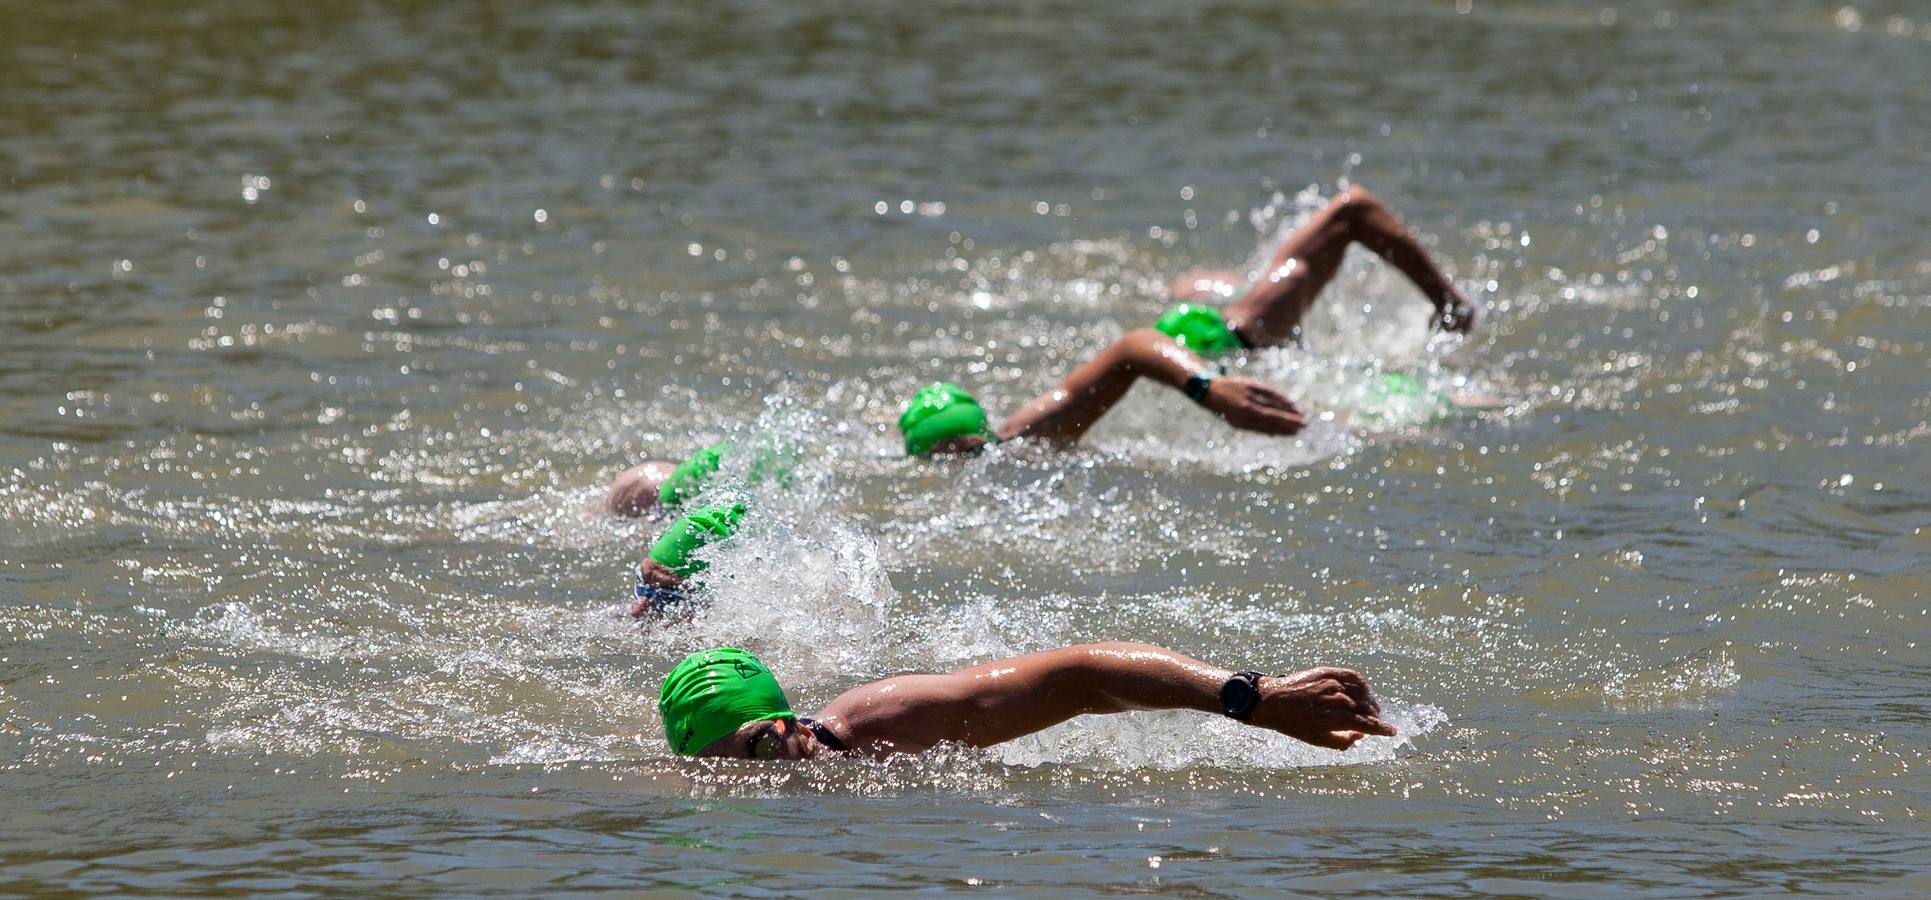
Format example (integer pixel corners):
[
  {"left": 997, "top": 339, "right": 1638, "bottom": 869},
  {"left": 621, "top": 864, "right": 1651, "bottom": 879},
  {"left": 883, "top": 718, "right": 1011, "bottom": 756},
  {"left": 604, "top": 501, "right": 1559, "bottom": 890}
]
[
  {"left": 1295, "top": 666, "right": 1383, "bottom": 716},
  {"left": 1328, "top": 698, "right": 1397, "bottom": 738},
  {"left": 1271, "top": 412, "right": 1308, "bottom": 435},
  {"left": 1308, "top": 730, "right": 1364, "bottom": 751},
  {"left": 1293, "top": 715, "right": 1391, "bottom": 750},
  {"left": 1358, "top": 716, "right": 1398, "bottom": 737},
  {"left": 1210, "top": 378, "right": 1307, "bottom": 435},
  {"left": 1238, "top": 379, "right": 1294, "bottom": 407},
  {"left": 638, "top": 559, "right": 685, "bottom": 590},
  {"left": 1248, "top": 405, "right": 1308, "bottom": 435},
  {"left": 1246, "top": 385, "right": 1308, "bottom": 431},
  {"left": 1434, "top": 296, "right": 1478, "bottom": 333},
  {"left": 1313, "top": 686, "right": 1395, "bottom": 738},
  {"left": 1318, "top": 667, "right": 1384, "bottom": 718},
  {"left": 1259, "top": 668, "right": 1397, "bottom": 747},
  {"left": 1248, "top": 384, "right": 1303, "bottom": 415},
  {"left": 1315, "top": 724, "right": 1394, "bottom": 750}
]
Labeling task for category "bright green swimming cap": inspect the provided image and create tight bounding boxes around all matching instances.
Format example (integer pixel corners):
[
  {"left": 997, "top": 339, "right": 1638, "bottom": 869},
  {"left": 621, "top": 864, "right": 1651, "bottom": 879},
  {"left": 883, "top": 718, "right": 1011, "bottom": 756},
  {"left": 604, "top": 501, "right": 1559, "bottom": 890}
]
[
  {"left": 1366, "top": 373, "right": 1451, "bottom": 423},
  {"left": 656, "top": 441, "right": 733, "bottom": 509},
  {"left": 647, "top": 502, "right": 748, "bottom": 578},
  {"left": 1376, "top": 373, "right": 1423, "bottom": 397},
  {"left": 1154, "top": 304, "right": 1244, "bottom": 355},
  {"left": 898, "top": 382, "right": 997, "bottom": 456},
  {"left": 659, "top": 647, "right": 794, "bottom": 755}
]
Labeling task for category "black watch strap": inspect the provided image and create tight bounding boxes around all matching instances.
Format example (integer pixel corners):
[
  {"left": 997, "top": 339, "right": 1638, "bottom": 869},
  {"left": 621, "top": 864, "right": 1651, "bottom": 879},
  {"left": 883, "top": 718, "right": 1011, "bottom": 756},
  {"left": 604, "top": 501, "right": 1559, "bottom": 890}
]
[
  {"left": 1183, "top": 371, "right": 1215, "bottom": 403},
  {"left": 1220, "top": 670, "right": 1265, "bottom": 720}
]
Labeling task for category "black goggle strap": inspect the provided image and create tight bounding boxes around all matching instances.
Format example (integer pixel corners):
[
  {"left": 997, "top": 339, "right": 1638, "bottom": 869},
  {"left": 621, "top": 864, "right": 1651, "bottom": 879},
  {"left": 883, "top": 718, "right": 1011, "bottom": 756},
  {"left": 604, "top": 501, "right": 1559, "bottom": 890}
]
[{"left": 798, "top": 716, "right": 848, "bottom": 753}]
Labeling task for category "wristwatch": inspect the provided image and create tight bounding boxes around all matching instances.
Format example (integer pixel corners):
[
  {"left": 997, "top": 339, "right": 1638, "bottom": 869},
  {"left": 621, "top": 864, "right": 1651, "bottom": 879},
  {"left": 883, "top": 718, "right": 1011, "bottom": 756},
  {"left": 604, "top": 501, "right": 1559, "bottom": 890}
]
[
  {"left": 1220, "top": 671, "right": 1265, "bottom": 720},
  {"left": 1183, "top": 371, "right": 1216, "bottom": 404}
]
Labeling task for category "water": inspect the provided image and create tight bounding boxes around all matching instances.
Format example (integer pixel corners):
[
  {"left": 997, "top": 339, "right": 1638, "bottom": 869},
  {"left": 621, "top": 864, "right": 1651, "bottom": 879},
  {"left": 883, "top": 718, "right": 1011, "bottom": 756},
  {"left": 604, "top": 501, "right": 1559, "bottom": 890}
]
[{"left": 5, "top": 0, "right": 1931, "bottom": 893}]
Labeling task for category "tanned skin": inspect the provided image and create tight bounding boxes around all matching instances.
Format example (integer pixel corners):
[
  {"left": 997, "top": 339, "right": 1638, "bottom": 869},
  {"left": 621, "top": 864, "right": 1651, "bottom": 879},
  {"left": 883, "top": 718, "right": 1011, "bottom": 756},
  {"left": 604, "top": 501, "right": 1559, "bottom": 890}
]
[
  {"left": 626, "top": 328, "right": 1303, "bottom": 612},
  {"left": 934, "top": 186, "right": 1477, "bottom": 455},
  {"left": 1170, "top": 185, "right": 1477, "bottom": 345},
  {"left": 610, "top": 186, "right": 1472, "bottom": 514},
  {"left": 987, "top": 327, "right": 1308, "bottom": 448},
  {"left": 691, "top": 641, "right": 1397, "bottom": 760},
  {"left": 625, "top": 187, "right": 1477, "bottom": 595},
  {"left": 603, "top": 461, "right": 677, "bottom": 517}
]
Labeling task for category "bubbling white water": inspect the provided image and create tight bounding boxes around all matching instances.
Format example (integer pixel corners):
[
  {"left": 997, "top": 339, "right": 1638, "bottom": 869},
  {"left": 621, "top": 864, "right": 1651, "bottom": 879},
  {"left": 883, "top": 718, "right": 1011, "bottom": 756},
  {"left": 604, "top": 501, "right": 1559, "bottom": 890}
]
[{"left": 155, "top": 185, "right": 1535, "bottom": 783}]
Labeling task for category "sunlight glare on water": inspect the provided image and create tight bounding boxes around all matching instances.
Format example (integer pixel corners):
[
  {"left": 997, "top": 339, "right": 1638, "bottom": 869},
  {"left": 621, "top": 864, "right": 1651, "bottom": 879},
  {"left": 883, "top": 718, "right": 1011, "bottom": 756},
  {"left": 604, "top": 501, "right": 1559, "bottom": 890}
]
[{"left": 4, "top": 0, "right": 1931, "bottom": 893}]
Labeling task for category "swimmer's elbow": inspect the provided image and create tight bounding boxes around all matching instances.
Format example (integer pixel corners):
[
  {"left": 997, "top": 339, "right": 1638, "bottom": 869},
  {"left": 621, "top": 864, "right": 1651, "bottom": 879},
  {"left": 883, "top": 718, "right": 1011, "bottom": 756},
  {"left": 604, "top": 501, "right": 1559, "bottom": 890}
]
[
  {"left": 1119, "top": 327, "right": 1170, "bottom": 353},
  {"left": 1111, "top": 328, "right": 1172, "bottom": 374}
]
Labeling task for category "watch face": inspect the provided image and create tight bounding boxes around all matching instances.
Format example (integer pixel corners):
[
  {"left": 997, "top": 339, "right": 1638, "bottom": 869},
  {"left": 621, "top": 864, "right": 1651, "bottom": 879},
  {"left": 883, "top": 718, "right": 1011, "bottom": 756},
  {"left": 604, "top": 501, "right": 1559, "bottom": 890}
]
[{"left": 1221, "top": 675, "right": 1260, "bottom": 718}]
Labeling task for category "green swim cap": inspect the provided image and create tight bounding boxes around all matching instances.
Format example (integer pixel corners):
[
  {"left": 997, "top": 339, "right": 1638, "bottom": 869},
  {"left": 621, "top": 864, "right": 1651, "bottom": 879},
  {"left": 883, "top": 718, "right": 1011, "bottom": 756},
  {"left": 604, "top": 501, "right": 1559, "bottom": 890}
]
[
  {"left": 1376, "top": 373, "right": 1423, "bottom": 397},
  {"left": 1154, "top": 304, "right": 1244, "bottom": 356},
  {"left": 898, "top": 382, "right": 997, "bottom": 456},
  {"left": 659, "top": 647, "right": 794, "bottom": 755},
  {"left": 1366, "top": 373, "right": 1451, "bottom": 422},
  {"left": 657, "top": 436, "right": 807, "bottom": 509},
  {"left": 647, "top": 502, "right": 748, "bottom": 578},
  {"left": 656, "top": 441, "right": 733, "bottom": 509}
]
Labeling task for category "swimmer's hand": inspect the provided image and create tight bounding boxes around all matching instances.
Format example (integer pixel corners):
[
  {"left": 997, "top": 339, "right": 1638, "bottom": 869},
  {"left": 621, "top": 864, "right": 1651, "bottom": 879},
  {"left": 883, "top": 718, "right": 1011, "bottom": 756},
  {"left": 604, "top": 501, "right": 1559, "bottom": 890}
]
[
  {"left": 628, "top": 559, "right": 686, "bottom": 618},
  {"left": 1202, "top": 376, "right": 1307, "bottom": 435},
  {"left": 1433, "top": 290, "right": 1478, "bottom": 333},
  {"left": 1250, "top": 667, "right": 1397, "bottom": 751}
]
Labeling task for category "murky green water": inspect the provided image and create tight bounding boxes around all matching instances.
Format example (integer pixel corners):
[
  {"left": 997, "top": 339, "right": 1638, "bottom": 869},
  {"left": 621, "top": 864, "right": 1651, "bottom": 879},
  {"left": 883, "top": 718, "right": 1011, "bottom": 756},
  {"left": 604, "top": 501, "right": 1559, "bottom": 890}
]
[{"left": 5, "top": 0, "right": 1930, "bottom": 893}]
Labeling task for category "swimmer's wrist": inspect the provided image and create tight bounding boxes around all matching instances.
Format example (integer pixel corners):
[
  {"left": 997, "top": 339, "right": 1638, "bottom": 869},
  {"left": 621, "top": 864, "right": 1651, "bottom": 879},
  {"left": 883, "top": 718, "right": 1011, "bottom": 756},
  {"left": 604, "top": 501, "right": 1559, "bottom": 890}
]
[
  {"left": 633, "top": 561, "right": 692, "bottom": 615},
  {"left": 1183, "top": 370, "right": 1217, "bottom": 404},
  {"left": 1219, "top": 670, "right": 1265, "bottom": 720}
]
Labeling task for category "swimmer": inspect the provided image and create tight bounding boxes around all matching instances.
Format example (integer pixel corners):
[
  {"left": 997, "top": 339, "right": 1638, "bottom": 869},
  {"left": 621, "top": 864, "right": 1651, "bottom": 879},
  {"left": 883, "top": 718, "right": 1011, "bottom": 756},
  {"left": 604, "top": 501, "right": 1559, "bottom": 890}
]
[
  {"left": 614, "top": 186, "right": 1473, "bottom": 492},
  {"left": 1162, "top": 185, "right": 1477, "bottom": 348},
  {"left": 657, "top": 643, "right": 1396, "bottom": 759},
  {"left": 625, "top": 347, "right": 1305, "bottom": 605},
  {"left": 603, "top": 441, "right": 736, "bottom": 519},
  {"left": 605, "top": 438, "right": 795, "bottom": 518},
  {"left": 603, "top": 459, "right": 681, "bottom": 518},
  {"left": 630, "top": 502, "right": 743, "bottom": 618},
  {"left": 901, "top": 186, "right": 1477, "bottom": 456},
  {"left": 899, "top": 330, "right": 1308, "bottom": 456}
]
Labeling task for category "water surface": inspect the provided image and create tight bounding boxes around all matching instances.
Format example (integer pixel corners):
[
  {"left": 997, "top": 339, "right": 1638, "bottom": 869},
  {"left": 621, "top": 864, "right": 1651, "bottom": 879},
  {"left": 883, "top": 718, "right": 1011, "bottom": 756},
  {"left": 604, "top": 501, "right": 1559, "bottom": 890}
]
[{"left": 4, "top": 0, "right": 1931, "bottom": 893}]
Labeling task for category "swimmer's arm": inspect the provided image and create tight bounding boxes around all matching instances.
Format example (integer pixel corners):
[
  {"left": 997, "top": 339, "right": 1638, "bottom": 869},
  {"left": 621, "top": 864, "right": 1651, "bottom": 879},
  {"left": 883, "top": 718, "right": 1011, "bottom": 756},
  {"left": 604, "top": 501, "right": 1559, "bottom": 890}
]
[
  {"left": 817, "top": 641, "right": 1393, "bottom": 756},
  {"left": 993, "top": 328, "right": 1185, "bottom": 444},
  {"left": 997, "top": 329, "right": 1303, "bottom": 443},
  {"left": 627, "top": 559, "right": 686, "bottom": 618}
]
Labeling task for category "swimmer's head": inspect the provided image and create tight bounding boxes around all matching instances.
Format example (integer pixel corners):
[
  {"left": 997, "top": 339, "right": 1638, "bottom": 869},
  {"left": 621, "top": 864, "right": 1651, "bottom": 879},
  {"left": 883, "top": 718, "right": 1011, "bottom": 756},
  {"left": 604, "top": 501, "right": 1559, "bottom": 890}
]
[
  {"left": 659, "top": 647, "right": 796, "bottom": 756},
  {"left": 899, "top": 382, "right": 999, "bottom": 456},
  {"left": 1154, "top": 303, "right": 1244, "bottom": 356},
  {"left": 604, "top": 460, "right": 678, "bottom": 517}
]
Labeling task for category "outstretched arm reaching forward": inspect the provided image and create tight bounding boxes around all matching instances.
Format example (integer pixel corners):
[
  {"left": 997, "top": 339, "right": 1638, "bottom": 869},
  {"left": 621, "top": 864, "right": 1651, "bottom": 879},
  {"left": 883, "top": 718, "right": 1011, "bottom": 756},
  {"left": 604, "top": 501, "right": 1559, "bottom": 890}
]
[
  {"left": 1172, "top": 186, "right": 1477, "bottom": 347},
  {"left": 816, "top": 641, "right": 1396, "bottom": 757},
  {"left": 995, "top": 328, "right": 1306, "bottom": 446}
]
